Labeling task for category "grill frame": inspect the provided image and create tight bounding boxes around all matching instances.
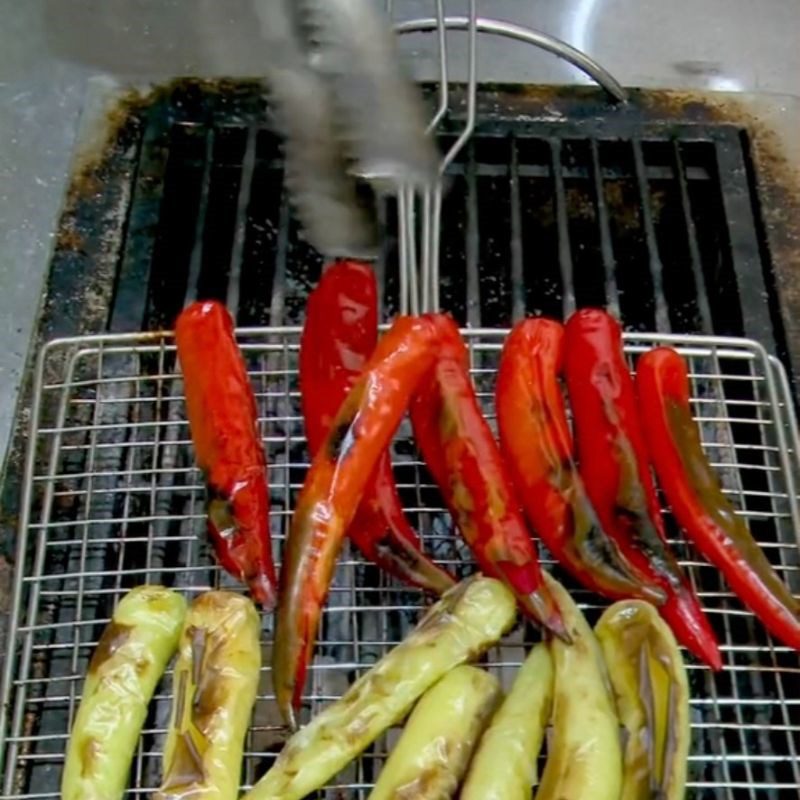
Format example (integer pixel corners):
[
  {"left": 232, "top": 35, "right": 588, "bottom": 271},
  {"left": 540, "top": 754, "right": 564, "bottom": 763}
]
[{"left": 2, "top": 327, "right": 800, "bottom": 799}]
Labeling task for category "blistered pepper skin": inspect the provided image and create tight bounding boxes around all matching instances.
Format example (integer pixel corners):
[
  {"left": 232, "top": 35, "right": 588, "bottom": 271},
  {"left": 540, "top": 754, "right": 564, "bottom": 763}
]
[
  {"left": 61, "top": 587, "right": 187, "bottom": 800},
  {"left": 534, "top": 573, "right": 623, "bottom": 800},
  {"left": 496, "top": 318, "right": 664, "bottom": 604},
  {"left": 563, "top": 308, "right": 721, "bottom": 670},
  {"left": 409, "top": 314, "right": 566, "bottom": 641},
  {"left": 246, "top": 577, "right": 517, "bottom": 800},
  {"left": 176, "top": 301, "right": 277, "bottom": 608},
  {"left": 637, "top": 347, "right": 800, "bottom": 650},
  {"left": 300, "top": 260, "right": 455, "bottom": 595},
  {"left": 596, "top": 600, "right": 691, "bottom": 800},
  {"left": 158, "top": 592, "right": 261, "bottom": 800},
  {"left": 460, "top": 643, "right": 553, "bottom": 800},
  {"left": 367, "top": 666, "right": 501, "bottom": 800},
  {"left": 274, "top": 316, "right": 442, "bottom": 728}
]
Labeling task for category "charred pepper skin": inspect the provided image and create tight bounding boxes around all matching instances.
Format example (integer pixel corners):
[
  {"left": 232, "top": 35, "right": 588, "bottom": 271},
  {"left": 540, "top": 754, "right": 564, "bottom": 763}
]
[
  {"left": 274, "top": 316, "right": 442, "bottom": 729},
  {"left": 637, "top": 347, "right": 800, "bottom": 650},
  {"left": 409, "top": 314, "right": 567, "bottom": 641},
  {"left": 300, "top": 260, "right": 455, "bottom": 595},
  {"left": 496, "top": 317, "right": 664, "bottom": 604},
  {"left": 175, "top": 300, "right": 277, "bottom": 609},
  {"left": 563, "top": 308, "right": 722, "bottom": 670}
]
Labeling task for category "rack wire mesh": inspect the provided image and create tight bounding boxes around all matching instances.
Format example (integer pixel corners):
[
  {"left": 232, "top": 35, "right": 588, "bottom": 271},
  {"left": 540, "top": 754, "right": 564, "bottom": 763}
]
[{"left": 2, "top": 327, "right": 800, "bottom": 799}]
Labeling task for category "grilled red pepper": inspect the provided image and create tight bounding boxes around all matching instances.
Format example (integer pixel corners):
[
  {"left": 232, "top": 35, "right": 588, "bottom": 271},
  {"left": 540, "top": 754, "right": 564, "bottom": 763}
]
[
  {"left": 175, "top": 300, "right": 277, "bottom": 608},
  {"left": 637, "top": 346, "right": 800, "bottom": 650},
  {"left": 409, "top": 314, "right": 566, "bottom": 640},
  {"left": 563, "top": 308, "right": 722, "bottom": 669},
  {"left": 496, "top": 317, "right": 665, "bottom": 603},
  {"left": 274, "top": 316, "right": 441, "bottom": 728},
  {"left": 300, "top": 260, "right": 455, "bottom": 595}
]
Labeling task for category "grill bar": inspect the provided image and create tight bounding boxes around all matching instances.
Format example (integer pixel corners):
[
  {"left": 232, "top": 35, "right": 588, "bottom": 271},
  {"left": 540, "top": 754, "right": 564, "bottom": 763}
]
[
  {"left": 184, "top": 129, "right": 215, "bottom": 304},
  {"left": 225, "top": 125, "right": 258, "bottom": 313},
  {"left": 550, "top": 137, "right": 576, "bottom": 318},
  {"left": 109, "top": 119, "right": 167, "bottom": 333},
  {"left": 673, "top": 139, "right": 714, "bottom": 334},
  {"left": 508, "top": 139, "right": 525, "bottom": 322},
  {"left": 464, "top": 145, "right": 481, "bottom": 327},
  {"left": 590, "top": 138, "right": 621, "bottom": 316},
  {"left": 632, "top": 138, "right": 671, "bottom": 331},
  {"left": 713, "top": 131, "right": 774, "bottom": 343}
]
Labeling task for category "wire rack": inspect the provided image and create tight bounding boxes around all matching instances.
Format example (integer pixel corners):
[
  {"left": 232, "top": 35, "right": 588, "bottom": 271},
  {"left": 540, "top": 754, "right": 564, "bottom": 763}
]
[{"left": 2, "top": 327, "right": 800, "bottom": 799}]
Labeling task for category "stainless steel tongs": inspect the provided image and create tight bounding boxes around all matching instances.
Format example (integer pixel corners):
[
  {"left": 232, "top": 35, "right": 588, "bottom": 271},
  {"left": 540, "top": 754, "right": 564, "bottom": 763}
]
[{"left": 260, "top": 0, "right": 439, "bottom": 260}]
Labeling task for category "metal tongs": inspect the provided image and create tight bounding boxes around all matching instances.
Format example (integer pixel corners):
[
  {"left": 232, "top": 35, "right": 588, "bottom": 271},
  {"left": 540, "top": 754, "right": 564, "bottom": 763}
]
[{"left": 261, "top": 0, "right": 439, "bottom": 259}]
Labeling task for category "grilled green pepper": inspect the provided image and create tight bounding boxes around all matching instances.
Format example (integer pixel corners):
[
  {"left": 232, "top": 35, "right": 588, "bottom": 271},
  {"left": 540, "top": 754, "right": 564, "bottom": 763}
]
[
  {"left": 61, "top": 586, "right": 187, "bottom": 800},
  {"left": 157, "top": 591, "right": 261, "bottom": 800},
  {"left": 368, "top": 665, "right": 501, "bottom": 800},
  {"left": 461, "top": 643, "right": 553, "bottom": 800},
  {"left": 243, "top": 576, "right": 517, "bottom": 800},
  {"left": 534, "top": 574, "right": 623, "bottom": 800},
  {"left": 596, "top": 600, "right": 690, "bottom": 800}
]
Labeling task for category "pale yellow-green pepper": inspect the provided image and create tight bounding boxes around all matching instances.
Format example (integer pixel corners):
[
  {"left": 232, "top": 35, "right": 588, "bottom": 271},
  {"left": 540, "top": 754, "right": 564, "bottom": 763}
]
[
  {"left": 61, "top": 586, "right": 187, "bottom": 800},
  {"left": 460, "top": 643, "right": 553, "bottom": 800},
  {"left": 596, "top": 599, "right": 691, "bottom": 800},
  {"left": 157, "top": 591, "right": 261, "bottom": 800},
  {"left": 534, "top": 573, "right": 623, "bottom": 800},
  {"left": 243, "top": 576, "right": 517, "bottom": 800},
  {"left": 368, "top": 665, "right": 501, "bottom": 800}
]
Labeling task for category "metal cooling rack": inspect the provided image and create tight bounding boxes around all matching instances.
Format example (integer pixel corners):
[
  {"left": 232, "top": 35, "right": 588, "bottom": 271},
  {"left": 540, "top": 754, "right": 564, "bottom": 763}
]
[{"left": 2, "top": 327, "right": 800, "bottom": 799}]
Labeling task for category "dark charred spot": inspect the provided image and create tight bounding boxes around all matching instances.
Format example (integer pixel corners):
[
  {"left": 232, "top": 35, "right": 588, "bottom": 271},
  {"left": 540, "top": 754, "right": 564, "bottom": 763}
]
[
  {"left": 326, "top": 417, "right": 357, "bottom": 462},
  {"left": 160, "top": 730, "right": 207, "bottom": 795},
  {"left": 374, "top": 535, "right": 421, "bottom": 569},
  {"left": 613, "top": 506, "right": 683, "bottom": 588},
  {"left": 88, "top": 622, "right": 133, "bottom": 674},
  {"left": 206, "top": 486, "right": 238, "bottom": 539},
  {"left": 581, "top": 518, "right": 629, "bottom": 570},
  {"left": 189, "top": 626, "right": 207, "bottom": 688},
  {"left": 193, "top": 669, "right": 229, "bottom": 732}
]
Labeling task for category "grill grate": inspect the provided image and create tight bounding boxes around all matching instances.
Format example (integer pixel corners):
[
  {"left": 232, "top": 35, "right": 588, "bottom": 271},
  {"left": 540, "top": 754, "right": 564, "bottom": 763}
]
[
  {"left": 101, "top": 99, "right": 784, "bottom": 352},
  {"left": 2, "top": 328, "right": 800, "bottom": 799}
]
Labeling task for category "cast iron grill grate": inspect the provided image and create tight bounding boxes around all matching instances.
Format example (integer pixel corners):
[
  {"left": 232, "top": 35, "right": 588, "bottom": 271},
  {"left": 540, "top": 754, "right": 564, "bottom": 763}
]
[
  {"left": 103, "top": 105, "right": 784, "bottom": 350},
  {"left": 1, "top": 330, "right": 799, "bottom": 799}
]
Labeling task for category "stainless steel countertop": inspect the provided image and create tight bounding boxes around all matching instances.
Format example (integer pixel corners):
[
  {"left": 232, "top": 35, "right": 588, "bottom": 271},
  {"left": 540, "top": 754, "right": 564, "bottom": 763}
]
[{"left": 1, "top": 0, "right": 799, "bottom": 465}]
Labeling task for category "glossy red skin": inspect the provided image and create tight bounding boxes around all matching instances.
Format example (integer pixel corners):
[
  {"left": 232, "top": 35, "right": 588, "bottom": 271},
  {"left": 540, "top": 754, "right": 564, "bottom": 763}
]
[
  {"left": 563, "top": 308, "right": 722, "bottom": 670},
  {"left": 409, "top": 314, "right": 566, "bottom": 641},
  {"left": 637, "top": 347, "right": 800, "bottom": 650},
  {"left": 175, "top": 300, "right": 277, "bottom": 608},
  {"left": 274, "top": 316, "right": 442, "bottom": 728},
  {"left": 300, "top": 261, "right": 455, "bottom": 595},
  {"left": 496, "top": 318, "right": 664, "bottom": 603}
]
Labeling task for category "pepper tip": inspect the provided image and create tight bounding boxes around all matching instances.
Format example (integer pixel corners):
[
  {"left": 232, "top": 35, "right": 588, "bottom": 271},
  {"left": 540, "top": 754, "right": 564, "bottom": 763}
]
[{"left": 249, "top": 574, "right": 278, "bottom": 611}]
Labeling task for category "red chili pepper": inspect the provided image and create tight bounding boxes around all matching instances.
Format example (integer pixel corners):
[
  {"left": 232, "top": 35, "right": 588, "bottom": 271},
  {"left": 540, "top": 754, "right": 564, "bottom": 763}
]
[
  {"left": 300, "top": 260, "right": 455, "bottom": 595},
  {"left": 409, "top": 314, "right": 567, "bottom": 641},
  {"left": 496, "top": 317, "right": 665, "bottom": 604},
  {"left": 175, "top": 300, "right": 277, "bottom": 608},
  {"left": 274, "top": 316, "right": 441, "bottom": 728},
  {"left": 563, "top": 308, "right": 722, "bottom": 670},
  {"left": 637, "top": 346, "right": 800, "bottom": 650}
]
